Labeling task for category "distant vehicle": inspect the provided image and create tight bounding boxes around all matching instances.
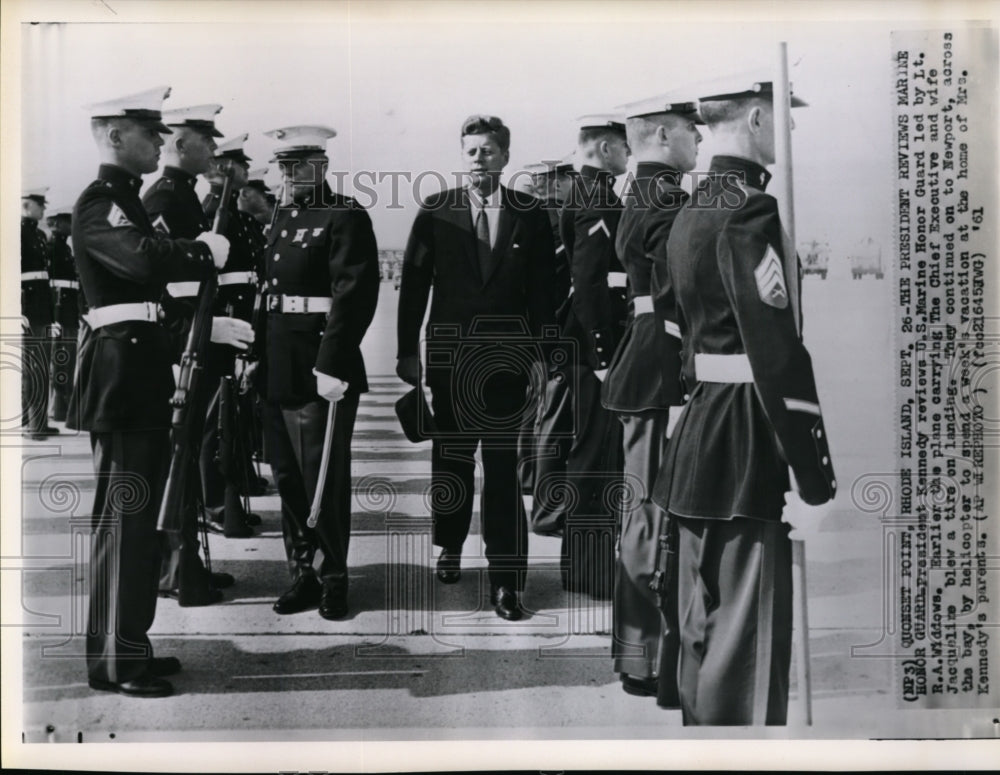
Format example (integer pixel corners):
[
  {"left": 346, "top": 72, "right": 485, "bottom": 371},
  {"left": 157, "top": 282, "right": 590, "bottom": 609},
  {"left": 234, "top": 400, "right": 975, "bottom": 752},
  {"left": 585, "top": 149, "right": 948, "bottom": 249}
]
[
  {"left": 800, "top": 239, "right": 831, "bottom": 279},
  {"left": 849, "top": 237, "right": 884, "bottom": 279}
]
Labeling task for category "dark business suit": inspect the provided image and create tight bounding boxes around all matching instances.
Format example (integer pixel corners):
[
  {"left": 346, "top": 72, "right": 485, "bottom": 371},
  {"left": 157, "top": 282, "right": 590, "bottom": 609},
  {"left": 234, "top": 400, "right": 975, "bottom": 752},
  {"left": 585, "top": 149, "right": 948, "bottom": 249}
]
[{"left": 398, "top": 185, "right": 556, "bottom": 591}]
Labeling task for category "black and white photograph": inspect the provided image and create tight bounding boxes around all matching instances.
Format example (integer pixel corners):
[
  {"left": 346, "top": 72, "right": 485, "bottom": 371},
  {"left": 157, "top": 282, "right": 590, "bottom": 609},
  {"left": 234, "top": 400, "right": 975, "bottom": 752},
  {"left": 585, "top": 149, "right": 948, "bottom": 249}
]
[{"left": 2, "top": 0, "right": 998, "bottom": 771}]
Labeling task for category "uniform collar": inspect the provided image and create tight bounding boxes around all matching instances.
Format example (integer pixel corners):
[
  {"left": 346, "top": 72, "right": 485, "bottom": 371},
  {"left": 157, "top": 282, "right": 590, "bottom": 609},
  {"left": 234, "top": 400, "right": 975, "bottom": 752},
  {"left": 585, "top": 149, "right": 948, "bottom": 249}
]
[
  {"left": 709, "top": 155, "right": 771, "bottom": 192},
  {"left": 164, "top": 165, "right": 198, "bottom": 187},
  {"left": 98, "top": 163, "right": 143, "bottom": 192},
  {"left": 635, "top": 161, "right": 682, "bottom": 186},
  {"left": 579, "top": 165, "right": 616, "bottom": 187},
  {"left": 22, "top": 216, "right": 40, "bottom": 227}
]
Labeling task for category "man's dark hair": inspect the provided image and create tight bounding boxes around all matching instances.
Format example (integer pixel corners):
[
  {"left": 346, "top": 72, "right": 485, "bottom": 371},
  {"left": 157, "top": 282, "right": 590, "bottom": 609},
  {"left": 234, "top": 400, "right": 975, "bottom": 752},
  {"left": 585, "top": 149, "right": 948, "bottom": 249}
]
[
  {"left": 461, "top": 114, "right": 511, "bottom": 152},
  {"left": 698, "top": 96, "right": 769, "bottom": 128}
]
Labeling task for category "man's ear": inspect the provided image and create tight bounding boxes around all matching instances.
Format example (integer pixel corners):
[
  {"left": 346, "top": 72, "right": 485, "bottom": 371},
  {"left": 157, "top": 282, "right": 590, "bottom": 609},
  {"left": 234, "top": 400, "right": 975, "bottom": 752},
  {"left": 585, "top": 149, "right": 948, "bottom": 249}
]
[
  {"left": 747, "top": 105, "right": 762, "bottom": 136},
  {"left": 106, "top": 124, "right": 122, "bottom": 147},
  {"left": 598, "top": 138, "right": 610, "bottom": 160},
  {"left": 657, "top": 123, "right": 670, "bottom": 146}
]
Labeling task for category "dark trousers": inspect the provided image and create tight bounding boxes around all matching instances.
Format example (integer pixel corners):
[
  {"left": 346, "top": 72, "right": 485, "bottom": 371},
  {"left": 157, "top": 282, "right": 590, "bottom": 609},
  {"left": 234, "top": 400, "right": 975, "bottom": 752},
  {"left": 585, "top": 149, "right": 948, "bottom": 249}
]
[
  {"left": 201, "top": 376, "right": 259, "bottom": 530},
  {"left": 675, "top": 515, "right": 793, "bottom": 725},
  {"left": 264, "top": 394, "right": 359, "bottom": 588},
  {"left": 529, "top": 367, "right": 574, "bottom": 535},
  {"left": 429, "top": 379, "right": 529, "bottom": 591},
  {"left": 21, "top": 322, "right": 51, "bottom": 432},
  {"left": 87, "top": 430, "right": 169, "bottom": 683},
  {"left": 614, "top": 411, "right": 674, "bottom": 684},
  {"left": 516, "top": 361, "right": 546, "bottom": 493},
  {"left": 49, "top": 328, "right": 78, "bottom": 423},
  {"left": 561, "top": 364, "right": 623, "bottom": 598}
]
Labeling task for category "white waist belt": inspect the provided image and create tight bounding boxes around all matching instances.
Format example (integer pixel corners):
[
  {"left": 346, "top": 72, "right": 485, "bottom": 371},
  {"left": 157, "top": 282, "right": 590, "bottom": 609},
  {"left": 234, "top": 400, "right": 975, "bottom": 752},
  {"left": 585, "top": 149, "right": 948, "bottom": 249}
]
[
  {"left": 632, "top": 295, "right": 653, "bottom": 315},
  {"left": 663, "top": 320, "right": 681, "bottom": 339},
  {"left": 218, "top": 271, "right": 257, "bottom": 287},
  {"left": 21, "top": 271, "right": 49, "bottom": 282},
  {"left": 166, "top": 281, "right": 201, "bottom": 298},
  {"left": 695, "top": 353, "right": 753, "bottom": 383},
  {"left": 86, "top": 302, "right": 162, "bottom": 329},
  {"left": 51, "top": 279, "right": 80, "bottom": 290},
  {"left": 268, "top": 295, "right": 332, "bottom": 314}
]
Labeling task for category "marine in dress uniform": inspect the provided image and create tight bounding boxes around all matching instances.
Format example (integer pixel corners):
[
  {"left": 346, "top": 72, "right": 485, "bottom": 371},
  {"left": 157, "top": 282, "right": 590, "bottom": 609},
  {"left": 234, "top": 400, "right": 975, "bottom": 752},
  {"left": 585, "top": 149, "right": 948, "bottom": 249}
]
[
  {"left": 21, "top": 188, "right": 59, "bottom": 439},
  {"left": 143, "top": 104, "right": 238, "bottom": 606},
  {"left": 68, "top": 86, "right": 230, "bottom": 697},
  {"left": 603, "top": 94, "right": 703, "bottom": 699},
  {"left": 396, "top": 115, "right": 556, "bottom": 620},
  {"left": 196, "top": 134, "right": 267, "bottom": 537},
  {"left": 238, "top": 168, "right": 275, "bottom": 228},
  {"left": 261, "top": 126, "right": 380, "bottom": 620},
  {"left": 515, "top": 158, "right": 573, "bottom": 500},
  {"left": 651, "top": 78, "right": 836, "bottom": 725},
  {"left": 557, "top": 115, "right": 630, "bottom": 599},
  {"left": 45, "top": 206, "right": 83, "bottom": 424}
]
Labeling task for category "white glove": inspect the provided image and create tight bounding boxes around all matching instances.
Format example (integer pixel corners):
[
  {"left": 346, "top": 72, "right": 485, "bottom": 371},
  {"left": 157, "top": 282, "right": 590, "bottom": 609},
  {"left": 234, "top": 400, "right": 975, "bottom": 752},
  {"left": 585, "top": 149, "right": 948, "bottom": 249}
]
[
  {"left": 594, "top": 368, "right": 608, "bottom": 382},
  {"left": 195, "top": 232, "right": 230, "bottom": 269},
  {"left": 314, "top": 369, "right": 348, "bottom": 402},
  {"left": 210, "top": 317, "right": 254, "bottom": 350},
  {"left": 782, "top": 479, "right": 830, "bottom": 541}
]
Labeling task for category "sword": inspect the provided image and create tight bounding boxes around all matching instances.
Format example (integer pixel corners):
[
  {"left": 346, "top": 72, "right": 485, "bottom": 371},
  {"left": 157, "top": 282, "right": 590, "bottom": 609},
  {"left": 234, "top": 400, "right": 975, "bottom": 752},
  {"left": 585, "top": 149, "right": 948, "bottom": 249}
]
[{"left": 306, "top": 400, "right": 337, "bottom": 529}]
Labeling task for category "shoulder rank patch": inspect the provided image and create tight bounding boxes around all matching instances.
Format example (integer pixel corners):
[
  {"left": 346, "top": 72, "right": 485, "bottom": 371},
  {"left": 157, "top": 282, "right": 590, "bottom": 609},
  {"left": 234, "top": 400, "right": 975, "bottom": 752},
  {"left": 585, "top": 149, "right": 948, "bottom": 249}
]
[
  {"left": 754, "top": 245, "right": 788, "bottom": 308},
  {"left": 587, "top": 218, "right": 611, "bottom": 238},
  {"left": 151, "top": 214, "right": 170, "bottom": 235},
  {"left": 106, "top": 203, "right": 134, "bottom": 229}
]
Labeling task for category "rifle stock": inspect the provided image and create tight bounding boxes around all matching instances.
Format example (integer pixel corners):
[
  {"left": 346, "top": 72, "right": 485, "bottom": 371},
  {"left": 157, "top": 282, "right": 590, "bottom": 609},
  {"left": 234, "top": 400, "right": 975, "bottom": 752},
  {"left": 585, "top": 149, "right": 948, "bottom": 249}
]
[{"left": 156, "top": 170, "right": 233, "bottom": 533}]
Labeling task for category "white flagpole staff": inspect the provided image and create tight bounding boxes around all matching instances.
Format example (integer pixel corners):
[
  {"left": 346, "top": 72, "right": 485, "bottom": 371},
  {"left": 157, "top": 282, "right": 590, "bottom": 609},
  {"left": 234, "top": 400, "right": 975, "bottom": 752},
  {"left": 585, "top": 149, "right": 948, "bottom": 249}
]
[
  {"left": 775, "top": 41, "right": 815, "bottom": 726},
  {"left": 307, "top": 370, "right": 348, "bottom": 529}
]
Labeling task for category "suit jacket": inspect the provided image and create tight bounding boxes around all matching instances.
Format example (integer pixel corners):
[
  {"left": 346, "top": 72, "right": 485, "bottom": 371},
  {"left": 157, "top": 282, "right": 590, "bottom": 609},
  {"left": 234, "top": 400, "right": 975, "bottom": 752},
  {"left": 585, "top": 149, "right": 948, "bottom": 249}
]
[
  {"left": 397, "top": 185, "right": 556, "bottom": 390},
  {"left": 262, "top": 182, "right": 380, "bottom": 404},
  {"left": 652, "top": 155, "right": 836, "bottom": 520},
  {"left": 68, "top": 163, "right": 213, "bottom": 432},
  {"left": 602, "top": 162, "right": 688, "bottom": 412},
  {"left": 559, "top": 166, "right": 627, "bottom": 371}
]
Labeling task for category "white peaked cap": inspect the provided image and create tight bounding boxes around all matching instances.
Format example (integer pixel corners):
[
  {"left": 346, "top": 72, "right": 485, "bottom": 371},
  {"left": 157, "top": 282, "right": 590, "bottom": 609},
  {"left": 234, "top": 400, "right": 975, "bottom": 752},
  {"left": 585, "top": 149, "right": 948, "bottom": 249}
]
[
  {"left": 83, "top": 85, "right": 173, "bottom": 131},
  {"left": 265, "top": 125, "right": 337, "bottom": 159},
  {"left": 618, "top": 89, "right": 705, "bottom": 122},
  {"left": 162, "top": 104, "right": 225, "bottom": 136},
  {"left": 575, "top": 113, "right": 627, "bottom": 133}
]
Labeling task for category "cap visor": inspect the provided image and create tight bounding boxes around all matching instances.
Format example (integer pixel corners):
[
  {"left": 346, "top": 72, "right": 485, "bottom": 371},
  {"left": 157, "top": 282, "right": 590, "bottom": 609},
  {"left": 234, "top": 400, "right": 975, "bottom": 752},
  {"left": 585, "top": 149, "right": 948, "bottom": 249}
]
[{"left": 791, "top": 95, "right": 809, "bottom": 108}]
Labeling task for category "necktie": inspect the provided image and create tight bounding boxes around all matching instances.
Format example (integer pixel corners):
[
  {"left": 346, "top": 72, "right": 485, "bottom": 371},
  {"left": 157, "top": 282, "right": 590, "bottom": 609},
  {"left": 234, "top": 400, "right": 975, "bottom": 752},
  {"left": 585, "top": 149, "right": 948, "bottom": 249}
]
[{"left": 475, "top": 207, "right": 491, "bottom": 279}]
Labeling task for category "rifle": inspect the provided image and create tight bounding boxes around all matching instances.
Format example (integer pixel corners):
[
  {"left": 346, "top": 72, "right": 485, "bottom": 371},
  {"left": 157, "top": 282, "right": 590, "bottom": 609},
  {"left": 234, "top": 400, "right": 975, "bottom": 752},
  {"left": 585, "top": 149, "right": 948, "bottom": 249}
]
[
  {"left": 157, "top": 170, "right": 233, "bottom": 533},
  {"left": 649, "top": 511, "right": 680, "bottom": 708}
]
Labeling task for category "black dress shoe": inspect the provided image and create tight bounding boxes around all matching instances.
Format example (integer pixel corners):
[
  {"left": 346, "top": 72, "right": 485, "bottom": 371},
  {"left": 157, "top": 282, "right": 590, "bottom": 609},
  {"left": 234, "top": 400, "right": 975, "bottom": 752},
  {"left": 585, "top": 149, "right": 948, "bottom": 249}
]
[
  {"left": 435, "top": 549, "right": 461, "bottom": 584},
  {"left": 210, "top": 571, "right": 235, "bottom": 589},
  {"left": 243, "top": 511, "right": 262, "bottom": 527},
  {"left": 43, "top": 426, "right": 61, "bottom": 435},
  {"left": 223, "top": 522, "right": 255, "bottom": 538},
  {"left": 318, "top": 584, "right": 349, "bottom": 620},
  {"left": 250, "top": 476, "right": 270, "bottom": 496},
  {"left": 89, "top": 673, "right": 173, "bottom": 698},
  {"left": 149, "top": 656, "right": 182, "bottom": 677},
  {"left": 490, "top": 585, "right": 523, "bottom": 621},
  {"left": 178, "top": 586, "right": 224, "bottom": 607},
  {"left": 620, "top": 673, "right": 658, "bottom": 697},
  {"left": 273, "top": 575, "right": 322, "bottom": 615}
]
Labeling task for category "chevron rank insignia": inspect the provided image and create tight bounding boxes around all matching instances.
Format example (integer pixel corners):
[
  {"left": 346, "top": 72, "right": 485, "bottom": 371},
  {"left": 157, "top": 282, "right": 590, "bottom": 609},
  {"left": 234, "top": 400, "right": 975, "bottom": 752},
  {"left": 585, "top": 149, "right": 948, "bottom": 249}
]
[
  {"left": 151, "top": 214, "right": 170, "bottom": 235},
  {"left": 106, "top": 203, "right": 134, "bottom": 229},
  {"left": 754, "top": 245, "right": 788, "bottom": 308},
  {"left": 588, "top": 218, "right": 611, "bottom": 238}
]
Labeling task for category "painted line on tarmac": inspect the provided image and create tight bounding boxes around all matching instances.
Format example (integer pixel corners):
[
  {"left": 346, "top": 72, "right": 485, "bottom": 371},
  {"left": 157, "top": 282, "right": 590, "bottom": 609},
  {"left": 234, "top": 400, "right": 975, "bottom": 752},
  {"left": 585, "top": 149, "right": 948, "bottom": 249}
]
[{"left": 232, "top": 670, "right": 427, "bottom": 679}]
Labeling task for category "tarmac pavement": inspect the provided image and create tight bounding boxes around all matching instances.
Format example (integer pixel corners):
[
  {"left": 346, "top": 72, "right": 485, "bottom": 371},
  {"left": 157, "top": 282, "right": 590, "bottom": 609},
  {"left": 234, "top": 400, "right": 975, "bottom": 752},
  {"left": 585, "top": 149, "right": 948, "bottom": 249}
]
[{"left": 13, "top": 278, "right": 950, "bottom": 744}]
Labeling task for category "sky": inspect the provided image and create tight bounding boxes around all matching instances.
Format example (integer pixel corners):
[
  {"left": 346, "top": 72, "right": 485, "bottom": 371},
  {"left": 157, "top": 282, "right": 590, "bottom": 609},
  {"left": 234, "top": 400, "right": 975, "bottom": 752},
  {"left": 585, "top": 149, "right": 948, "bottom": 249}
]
[{"left": 14, "top": 2, "right": 914, "bottom": 254}]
